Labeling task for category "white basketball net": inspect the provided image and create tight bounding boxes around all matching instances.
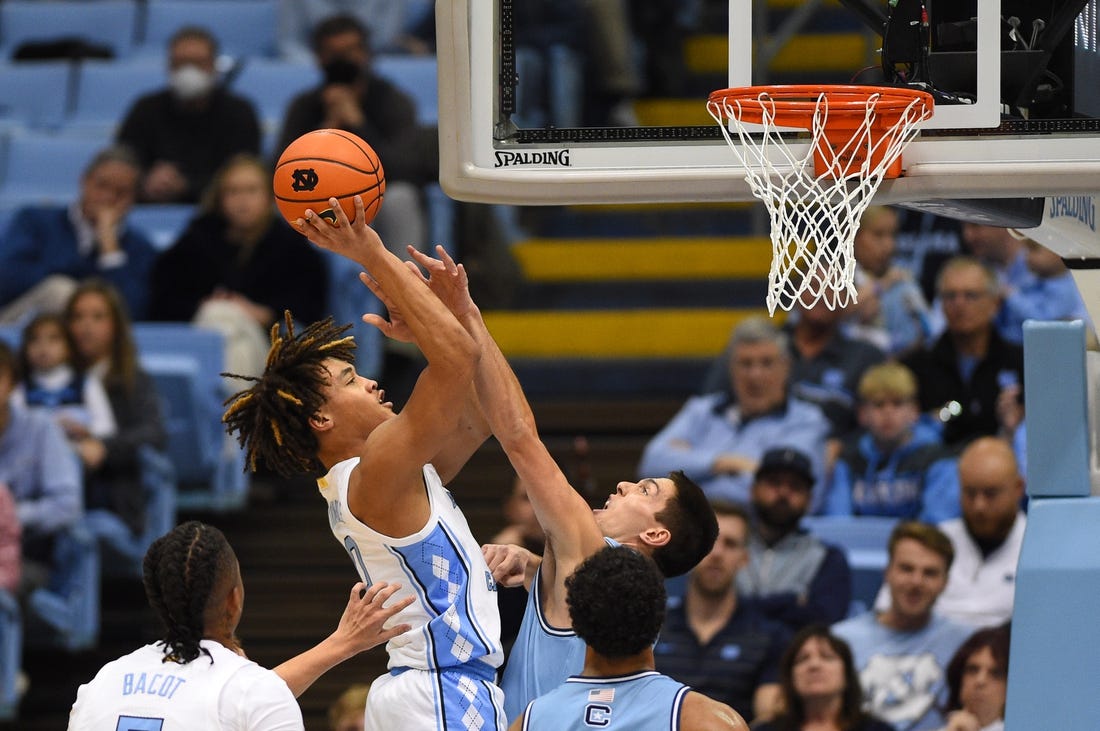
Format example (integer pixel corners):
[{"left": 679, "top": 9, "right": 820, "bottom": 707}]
[{"left": 707, "top": 90, "right": 931, "bottom": 314}]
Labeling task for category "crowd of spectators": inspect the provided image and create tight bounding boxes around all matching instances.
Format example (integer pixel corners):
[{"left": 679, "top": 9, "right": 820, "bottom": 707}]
[
  {"left": 625, "top": 195, "right": 1079, "bottom": 729},
  {"left": 0, "top": 4, "right": 1088, "bottom": 728}
]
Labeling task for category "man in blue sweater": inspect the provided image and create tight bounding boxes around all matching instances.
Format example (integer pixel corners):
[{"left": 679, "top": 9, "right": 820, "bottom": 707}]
[{"left": 0, "top": 146, "right": 157, "bottom": 324}]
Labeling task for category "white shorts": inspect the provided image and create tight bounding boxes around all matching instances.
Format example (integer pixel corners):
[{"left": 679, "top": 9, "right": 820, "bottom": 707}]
[{"left": 365, "top": 665, "right": 506, "bottom": 731}]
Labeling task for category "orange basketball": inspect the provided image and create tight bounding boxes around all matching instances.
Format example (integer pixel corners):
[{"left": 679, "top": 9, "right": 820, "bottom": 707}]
[{"left": 273, "top": 129, "right": 385, "bottom": 227}]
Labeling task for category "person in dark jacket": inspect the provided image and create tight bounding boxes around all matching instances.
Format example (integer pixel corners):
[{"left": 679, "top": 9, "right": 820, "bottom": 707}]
[
  {"left": 117, "top": 26, "right": 261, "bottom": 203},
  {"left": 149, "top": 154, "right": 329, "bottom": 389},
  {"left": 275, "top": 13, "right": 434, "bottom": 257},
  {"left": 65, "top": 280, "right": 167, "bottom": 536},
  {"left": 902, "top": 257, "right": 1024, "bottom": 447}
]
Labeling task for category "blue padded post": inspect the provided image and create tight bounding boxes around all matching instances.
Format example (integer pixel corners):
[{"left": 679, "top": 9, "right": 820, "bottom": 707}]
[
  {"left": 1006, "top": 320, "right": 1099, "bottom": 729},
  {"left": 1022, "top": 320, "right": 1090, "bottom": 497},
  {"left": 1006, "top": 497, "right": 1100, "bottom": 728}
]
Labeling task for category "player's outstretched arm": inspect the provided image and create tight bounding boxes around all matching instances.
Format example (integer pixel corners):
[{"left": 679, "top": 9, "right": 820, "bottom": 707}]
[
  {"left": 358, "top": 255, "right": 491, "bottom": 485},
  {"left": 300, "top": 198, "right": 480, "bottom": 517},
  {"left": 298, "top": 197, "right": 475, "bottom": 376},
  {"left": 273, "top": 582, "right": 413, "bottom": 698},
  {"left": 409, "top": 246, "right": 607, "bottom": 567},
  {"left": 680, "top": 692, "right": 749, "bottom": 731}
]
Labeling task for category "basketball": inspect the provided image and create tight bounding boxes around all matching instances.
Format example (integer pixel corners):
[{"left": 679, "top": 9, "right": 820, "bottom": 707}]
[{"left": 273, "top": 129, "right": 385, "bottom": 227}]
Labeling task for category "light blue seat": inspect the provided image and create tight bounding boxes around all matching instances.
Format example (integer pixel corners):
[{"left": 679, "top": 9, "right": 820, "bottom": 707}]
[
  {"left": 132, "top": 323, "right": 250, "bottom": 512},
  {"left": 0, "top": 590, "right": 21, "bottom": 720},
  {"left": 66, "top": 59, "right": 164, "bottom": 137},
  {"left": 801, "top": 515, "right": 899, "bottom": 613},
  {"left": 0, "top": 0, "right": 139, "bottom": 60},
  {"left": 319, "top": 250, "right": 384, "bottom": 380},
  {"left": 84, "top": 446, "right": 177, "bottom": 579},
  {"left": 0, "top": 131, "right": 102, "bottom": 209},
  {"left": 137, "top": 0, "right": 279, "bottom": 60},
  {"left": 26, "top": 521, "right": 101, "bottom": 652},
  {"left": 0, "top": 62, "right": 73, "bottom": 131},
  {"left": 228, "top": 58, "right": 320, "bottom": 157},
  {"left": 127, "top": 203, "right": 196, "bottom": 250},
  {"left": 373, "top": 54, "right": 439, "bottom": 126}
]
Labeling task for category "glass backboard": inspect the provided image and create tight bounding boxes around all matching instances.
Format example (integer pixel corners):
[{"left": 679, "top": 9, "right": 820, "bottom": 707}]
[{"left": 437, "top": 0, "right": 1100, "bottom": 228}]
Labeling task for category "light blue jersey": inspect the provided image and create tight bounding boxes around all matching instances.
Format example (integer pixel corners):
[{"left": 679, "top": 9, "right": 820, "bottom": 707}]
[
  {"left": 833, "top": 612, "right": 973, "bottom": 731},
  {"left": 501, "top": 538, "right": 619, "bottom": 721},
  {"left": 520, "top": 671, "right": 689, "bottom": 731}
]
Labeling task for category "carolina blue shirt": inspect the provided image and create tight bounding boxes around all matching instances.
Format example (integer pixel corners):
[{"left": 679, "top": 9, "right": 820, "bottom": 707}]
[
  {"left": 520, "top": 670, "right": 689, "bottom": 731},
  {"left": 1000, "top": 271, "right": 1090, "bottom": 344},
  {"left": 638, "top": 393, "right": 830, "bottom": 509},
  {"left": 0, "top": 403, "right": 82, "bottom": 536},
  {"left": 501, "top": 538, "right": 620, "bottom": 722},
  {"left": 875, "top": 276, "right": 933, "bottom": 357},
  {"left": 826, "top": 425, "right": 959, "bottom": 523},
  {"left": 832, "top": 612, "right": 973, "bottom": 731}
]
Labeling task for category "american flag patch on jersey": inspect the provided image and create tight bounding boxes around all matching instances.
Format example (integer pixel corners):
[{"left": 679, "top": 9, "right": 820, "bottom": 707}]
[{"left": 588, "top": 688, "right": 615, "bottom": 703}]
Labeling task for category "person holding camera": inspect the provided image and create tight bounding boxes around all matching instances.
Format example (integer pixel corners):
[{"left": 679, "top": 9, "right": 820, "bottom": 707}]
[{"left": 275, "top": 14, "right": 434, "bottom": 257}]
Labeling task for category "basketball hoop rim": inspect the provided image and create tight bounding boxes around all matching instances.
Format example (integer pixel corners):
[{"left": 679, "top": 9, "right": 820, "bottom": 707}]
[{"left": 707, "top": 84, "right": 935, "bottom": 124}]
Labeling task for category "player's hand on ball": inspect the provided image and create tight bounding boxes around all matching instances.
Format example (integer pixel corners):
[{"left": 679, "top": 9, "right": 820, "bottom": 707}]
[{"left": 298, "top": 195, "right": 385, "bottom": 266}]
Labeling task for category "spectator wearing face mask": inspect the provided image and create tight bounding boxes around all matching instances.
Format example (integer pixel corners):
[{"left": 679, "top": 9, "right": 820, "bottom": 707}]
[
  {"left": 117, "top": 26, "right": 261, "bottom": 203},
  {"left": 274, "top": 13, "right": 437, "bottom": 259}
]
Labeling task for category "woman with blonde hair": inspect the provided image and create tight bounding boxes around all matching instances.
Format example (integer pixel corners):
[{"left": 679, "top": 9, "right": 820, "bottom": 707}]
[{"left": 147, "top": 153, "right": 329, "bottom": 389}]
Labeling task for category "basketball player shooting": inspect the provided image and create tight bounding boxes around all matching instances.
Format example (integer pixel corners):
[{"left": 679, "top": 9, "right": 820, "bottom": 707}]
[
  {"left": 222, "top": 195, "right": 506, "bottom": 730},
  {"left": 377, "top": 243, "right": 719, "bottom": 722}
]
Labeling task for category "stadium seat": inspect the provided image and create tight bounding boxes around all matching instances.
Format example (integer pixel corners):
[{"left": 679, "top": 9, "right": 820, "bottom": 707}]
[
  {"left": 801, "top": 515, "right": 898, "bottom": 612},
  {"left": 373, "top": 55, "right": 439, "bottom": 126},
  {"left": 137, "top": 0, "right": 279, "bottom": 60},
  {"left": 127, "top": 203, "right": 197, "bottom": 251},
  {"left": 0, "top": 0, "right": 139, "bottom": 61},
  {"left": 228, "top": 58, "right": 321, "bottom": 157},
  {"left": 319, "top": 250, "right": 385, "bottom": 379},
  {"left": 84, "top": 446, "right": 177, "bottom": 579},
  {"left": 66, "top": 59, "right": 164, "bottom": 137},
  {"left": 25, "top": 522, "right": 101, "bottom": 652},
  {"left": 132, "top": 323, "right": 250, "bottom": 512},
  {"left": 0, "top": 131, "right": 103, "bottom": 210},
  {"left": 0, "top": 62, "right": 74, "bottom": 131},
  {"left": 0, "top": 590, "right": 21, "bottom": 721}
]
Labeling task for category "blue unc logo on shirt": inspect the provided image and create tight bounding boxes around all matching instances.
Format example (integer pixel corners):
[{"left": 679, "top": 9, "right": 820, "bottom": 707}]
[
  {"left": 822, "top": 368, "right": 846, "bottom": 390},
  {"left": 720, "top": 644, "right": 742, "bottom": 661}
]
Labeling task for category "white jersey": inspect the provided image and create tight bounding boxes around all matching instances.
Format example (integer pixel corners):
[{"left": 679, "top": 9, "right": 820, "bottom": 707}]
[
  {"left": 67, "top": 640, "right": 302, "bottom": 730},
  {"left": 319, "top": 460, "right": 503, "bottom": 675}
]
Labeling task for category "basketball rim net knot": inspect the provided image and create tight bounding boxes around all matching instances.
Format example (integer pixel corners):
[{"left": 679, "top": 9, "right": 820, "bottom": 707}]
[{"left": 707, "top": 85, "right": 933, "bottom": 315}]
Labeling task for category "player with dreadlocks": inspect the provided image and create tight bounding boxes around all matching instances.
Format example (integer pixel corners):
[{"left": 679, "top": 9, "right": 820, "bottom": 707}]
[
  {"left": 68, "top": 520, "right": 413, "bottom": 729},
  {"left": 222, "top": 196, "right": 507, "bottom": 730}
]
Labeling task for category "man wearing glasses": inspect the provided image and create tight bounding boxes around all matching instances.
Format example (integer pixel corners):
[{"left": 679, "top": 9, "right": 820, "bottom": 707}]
[{"left": 903, "top": 257, "right": 1024, "bottom": 446}]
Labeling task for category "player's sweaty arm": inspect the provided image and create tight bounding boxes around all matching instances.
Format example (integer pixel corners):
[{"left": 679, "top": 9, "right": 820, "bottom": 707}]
[{"left": 300, "top": 198, "right": 479, "bottom": 521}]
